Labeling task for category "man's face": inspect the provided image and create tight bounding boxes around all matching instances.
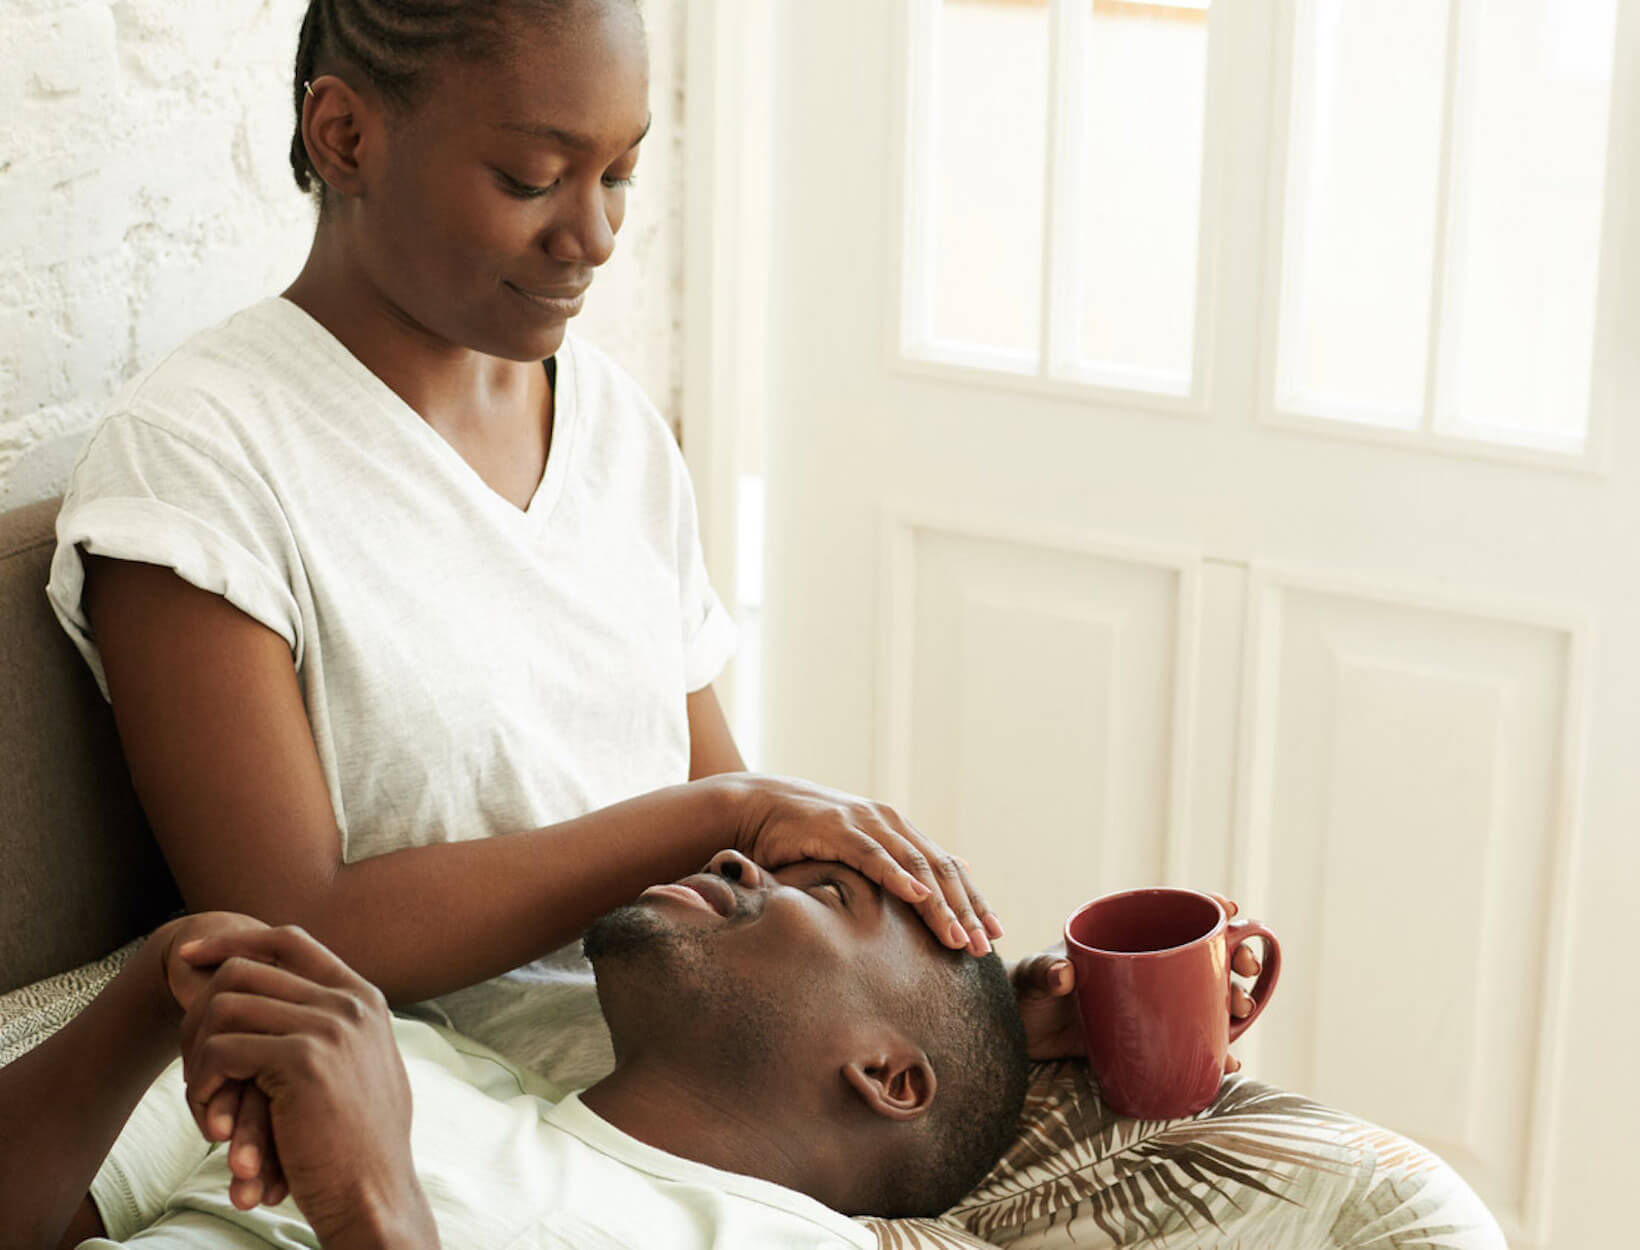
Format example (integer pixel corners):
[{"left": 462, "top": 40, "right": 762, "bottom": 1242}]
[{"left": 585, "top": 854, "right": 950, "bottom": 1079}]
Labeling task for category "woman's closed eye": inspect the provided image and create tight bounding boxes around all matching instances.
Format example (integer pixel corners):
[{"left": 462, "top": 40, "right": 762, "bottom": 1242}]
[
  {"left": 496, "top": 170, "right": 637, "bottom": 199},
  {"left": 495, "top": 169, "right": 558, "bottom": 199}
]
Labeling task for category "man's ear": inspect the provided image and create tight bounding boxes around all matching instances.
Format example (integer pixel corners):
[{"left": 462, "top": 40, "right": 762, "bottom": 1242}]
[
  {"left": 841, "top": 1042, "right": 937, "bottom": 1122},
  {"left": 302, "top": 75, "right": 376, "bottom": 199}
]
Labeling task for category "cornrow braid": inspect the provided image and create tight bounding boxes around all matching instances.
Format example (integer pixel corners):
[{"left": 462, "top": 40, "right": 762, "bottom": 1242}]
[{"left": 288, "top": 0, "right": 589, "bottom": 198}]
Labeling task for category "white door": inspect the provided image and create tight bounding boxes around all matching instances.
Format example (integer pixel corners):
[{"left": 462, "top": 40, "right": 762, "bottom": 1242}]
[{"left": 754, "top": 0, "right": 1639, "bottom": 1244}]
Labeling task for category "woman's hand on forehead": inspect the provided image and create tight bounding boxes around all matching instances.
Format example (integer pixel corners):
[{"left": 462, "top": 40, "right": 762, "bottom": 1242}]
[{"left": 723, "top": 774, "right": 1004, "bottom": 957}]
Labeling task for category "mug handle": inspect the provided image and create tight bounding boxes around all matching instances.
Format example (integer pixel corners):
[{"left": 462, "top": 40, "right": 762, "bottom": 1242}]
[{"left": 1225, "top": 919, "right": 1282, "bottom": 1043}]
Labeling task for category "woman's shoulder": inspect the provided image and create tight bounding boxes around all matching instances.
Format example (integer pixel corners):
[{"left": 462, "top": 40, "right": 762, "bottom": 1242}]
[
  {"left": 107, "top": 298, "right": 331, "bottom": 445},
  {"left": 66, "top": 298, "right": 347, "bottom": 510},
  {"left": 559, "top": 331, "right": 683, "bottom": 462}
]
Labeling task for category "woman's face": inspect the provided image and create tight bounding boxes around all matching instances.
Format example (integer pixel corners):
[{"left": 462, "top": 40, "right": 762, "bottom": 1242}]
[{"left": 345, "top": 3, "right": 650, "bottom": 362}]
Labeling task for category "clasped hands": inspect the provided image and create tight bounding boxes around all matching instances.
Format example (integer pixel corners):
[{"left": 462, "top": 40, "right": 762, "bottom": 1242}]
[{"left": 149, "top": 913, "right": 432, "bottom": 1239}]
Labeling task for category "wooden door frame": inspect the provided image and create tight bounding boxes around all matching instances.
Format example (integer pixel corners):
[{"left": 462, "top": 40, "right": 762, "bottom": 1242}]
[{"left": 679, "top": 0, "right": 777, "bottom": 729}]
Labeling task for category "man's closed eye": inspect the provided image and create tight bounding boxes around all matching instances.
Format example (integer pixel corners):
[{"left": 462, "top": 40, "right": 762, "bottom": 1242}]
[{"left": 812, "top": 875, "right": 851, "bottom": 908}]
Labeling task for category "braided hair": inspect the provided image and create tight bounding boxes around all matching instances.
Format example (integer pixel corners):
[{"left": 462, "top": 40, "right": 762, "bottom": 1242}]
[{"left": 289, "top": 0, "right": 633, "bottom": 198}]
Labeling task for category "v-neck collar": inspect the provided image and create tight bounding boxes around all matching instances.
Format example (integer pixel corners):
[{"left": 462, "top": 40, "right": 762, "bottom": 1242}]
[{"left": 265, "top": 296, "right": 580, "bottom": 529}]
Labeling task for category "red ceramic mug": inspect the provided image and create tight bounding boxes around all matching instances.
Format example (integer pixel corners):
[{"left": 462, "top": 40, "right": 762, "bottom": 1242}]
[{"left": 1063, "top": 887, "right": 1281, "bottom": 1120}]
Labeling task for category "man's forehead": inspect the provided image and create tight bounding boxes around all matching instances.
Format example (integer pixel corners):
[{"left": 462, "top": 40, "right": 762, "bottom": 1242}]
[{"left": 797, "top": 862, "right": 957, "bottom": 964}]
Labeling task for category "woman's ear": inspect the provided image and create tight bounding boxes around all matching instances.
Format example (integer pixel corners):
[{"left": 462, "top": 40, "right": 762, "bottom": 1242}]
[
  {"left": 841, "top": 1045, "right": 937, "bottom": 1122},
  {"left": 301, "top": 74, "right": 374, "bottom": 199}
]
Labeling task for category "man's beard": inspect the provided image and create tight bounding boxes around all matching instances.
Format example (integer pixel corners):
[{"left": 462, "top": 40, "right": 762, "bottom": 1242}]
[
  {"left": 583, "top": 904, "right": 783, "bottom": 1075},
  {"left": 583, "top": 902, "right": 672, "bottom": 962}
]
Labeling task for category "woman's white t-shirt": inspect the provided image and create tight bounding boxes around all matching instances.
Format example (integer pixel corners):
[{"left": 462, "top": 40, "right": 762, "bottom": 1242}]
[{"left": 47, "top": 297, "right": 737, "bottom": 1087}]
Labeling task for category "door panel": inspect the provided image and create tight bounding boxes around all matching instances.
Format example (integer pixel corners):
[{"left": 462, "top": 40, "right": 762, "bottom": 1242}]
[
  {"left": 759, "top": 1, "right": 1639, "bottom": 1243},
  {"left": 1236, "top": 571, "right": 1584, "bottom": 1238},
  {"left": 883, "top": 518, "right": 1198, "bottom": 953}
]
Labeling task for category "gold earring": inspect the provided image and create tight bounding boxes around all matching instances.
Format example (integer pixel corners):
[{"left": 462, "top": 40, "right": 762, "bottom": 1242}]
[{"left": 304, "top": 80, "right": 316, "bottom": 99}]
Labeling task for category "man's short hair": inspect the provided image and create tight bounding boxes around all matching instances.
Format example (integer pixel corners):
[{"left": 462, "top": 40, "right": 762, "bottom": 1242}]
[{"left": 876, "top": 950, "right": 1029, "bottom": 1218}]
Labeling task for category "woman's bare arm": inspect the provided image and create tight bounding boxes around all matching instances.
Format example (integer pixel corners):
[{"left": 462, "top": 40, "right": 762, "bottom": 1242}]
[
  {"left": 686, "top": 685, "right": 747, "bottom": 779},
  {"left": 83, "top": 556, "right": 744, "bottom": 1005}
]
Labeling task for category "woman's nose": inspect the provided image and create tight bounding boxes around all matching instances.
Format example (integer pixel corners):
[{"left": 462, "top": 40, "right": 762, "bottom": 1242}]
[
  {"left": 543, "top": 187, "right": 617, "bottom": 267},
  {"left": 706, "top": 848, "right": 763, "bottom": 888}
]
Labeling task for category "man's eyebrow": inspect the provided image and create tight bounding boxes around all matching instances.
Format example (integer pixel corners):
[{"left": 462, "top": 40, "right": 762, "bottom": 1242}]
[{"left": 496, "top": 115, "right": 653, "bottom": 153}]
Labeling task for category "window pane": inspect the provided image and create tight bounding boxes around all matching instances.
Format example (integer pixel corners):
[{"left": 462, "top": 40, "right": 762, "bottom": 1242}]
[
  {"left": 1070, "top": 0, "right": 1210, "bottom": 391},
  {"left": 1439, "top": 0, "right": 1616, "bottom": 450},
  {"left": 918, "top": 0, "right": 1051, "bottom": 364},
  {"left": 1276, "top": 0, "right": 1451, "bottom": 426}
]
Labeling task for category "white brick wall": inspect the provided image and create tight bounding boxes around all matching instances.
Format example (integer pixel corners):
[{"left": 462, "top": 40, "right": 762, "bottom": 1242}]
[{"left": 0, "top": 0, "right": 685, "bottom": 508}]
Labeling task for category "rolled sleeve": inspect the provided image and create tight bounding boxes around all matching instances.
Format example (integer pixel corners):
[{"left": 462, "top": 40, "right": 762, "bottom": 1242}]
[{"left": 47, "top": 413, "right": 303, "bottom": 700}]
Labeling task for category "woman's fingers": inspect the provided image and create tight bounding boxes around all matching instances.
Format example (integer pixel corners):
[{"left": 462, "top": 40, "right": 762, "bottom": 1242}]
[
  {"left": 923, "top": 845, "right": 989, "bottom": 955},
  {"left": 844, "top": 826, "right": 971, "bottom": 951},
  {"left": 228, "top": 1084, "right": 287, "bottom": 1209},
  {"left": 879, "top": 812, "right": 1001, "bottom": 954},
  {"left": 178, "top": 924, "right": 362, "bottom": 993},
  {"left": 202, "top": 1082, "right": 241, "bottom": 1143},
  {"left": 227, "top": 1086, "right": 270, "bottom": 1209},
  {"left": 738, "top": 777, "right": 1004, "bottom": 953},
  {"left": 228, "top": 1085, "right": 269, "bottom": 1179},
  {"left": 950, "top": 857, "right": 1004, "bottom": 946},
  {"left": 833, "top": 832, "right": 934, "bottom": 911},
  {"left": 256, "top": 1110, "right": 287, "bottom": 1209},
  {"left": 1231, "top": 985, "right": 1254, "bottom": 1018}
]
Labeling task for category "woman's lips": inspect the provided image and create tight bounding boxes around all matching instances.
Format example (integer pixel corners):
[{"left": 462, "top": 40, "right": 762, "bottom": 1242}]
[{"left": 505, "top": 280, "right": 588, "bottom": 318}]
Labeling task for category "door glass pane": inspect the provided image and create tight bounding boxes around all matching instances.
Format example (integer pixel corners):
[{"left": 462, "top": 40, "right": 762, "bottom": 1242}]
[
  {"left": 1438, "top": 0, "right": 1617, "bottom": 451},
  {"left": 915, "top": 0, "right": 1051, "bottom": 366},
  {"left": 1071, "top": 0, "right": 1210, "bottom": 391},
  {"left": 1276, "top": 0, "right": 1451, "bottom": 427}
]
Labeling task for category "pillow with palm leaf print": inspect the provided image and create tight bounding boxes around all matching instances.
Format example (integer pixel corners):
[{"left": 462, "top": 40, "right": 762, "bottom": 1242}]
[
  {"left": 855, "top": 1217, "right": 1001, "bottom": 1249},
  {"left": 930, "top": 1061, "right": 1504, "bottom": 1250}
]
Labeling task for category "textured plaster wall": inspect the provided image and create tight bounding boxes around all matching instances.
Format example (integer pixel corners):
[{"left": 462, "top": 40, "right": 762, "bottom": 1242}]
[{"left": 0, "top": 0, "right": 686, "bottom": 509}]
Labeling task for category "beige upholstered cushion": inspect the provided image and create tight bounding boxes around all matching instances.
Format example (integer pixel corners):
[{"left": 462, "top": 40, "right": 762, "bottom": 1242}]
[{"left": 0, "top": 497, "right": 178, "bottom": 995}]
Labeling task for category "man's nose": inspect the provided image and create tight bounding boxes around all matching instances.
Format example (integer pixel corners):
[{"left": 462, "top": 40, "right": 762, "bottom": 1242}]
[{"left": 706, "top": 848, "right": 764, "bottom": 889}]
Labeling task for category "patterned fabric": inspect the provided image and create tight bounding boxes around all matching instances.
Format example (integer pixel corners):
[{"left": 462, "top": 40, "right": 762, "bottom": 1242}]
[
  {"left": 859, "top": 1063, "right": 1506, "bottom": 1250},
  {"left": 0, "top": 939, "right": 140, "bottom": 1066},
  {"left": 2, "top": 954, "right": 1504, "bottom": 1250}
]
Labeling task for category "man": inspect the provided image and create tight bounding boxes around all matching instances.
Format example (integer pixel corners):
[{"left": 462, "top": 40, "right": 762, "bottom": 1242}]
[{"left": 1, "top": 850, "right": 1029, "bottom": 1249}]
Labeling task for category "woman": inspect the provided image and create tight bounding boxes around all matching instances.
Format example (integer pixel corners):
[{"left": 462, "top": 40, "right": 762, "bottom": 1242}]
[{"left": 49, "top": 0, "right": 1029, "bottom": 1210}]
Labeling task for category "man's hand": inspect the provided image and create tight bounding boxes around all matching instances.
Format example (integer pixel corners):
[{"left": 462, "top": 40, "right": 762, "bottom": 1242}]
[
  {"left": 152, "top": 912, "right": 290, "bottom": 1210},
  {"left": 170, "top": 924, "right": 439, "bottom": 1250},
  {"left": 1012, "top": 893, "right": 1263, "bottom": 1067}
]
